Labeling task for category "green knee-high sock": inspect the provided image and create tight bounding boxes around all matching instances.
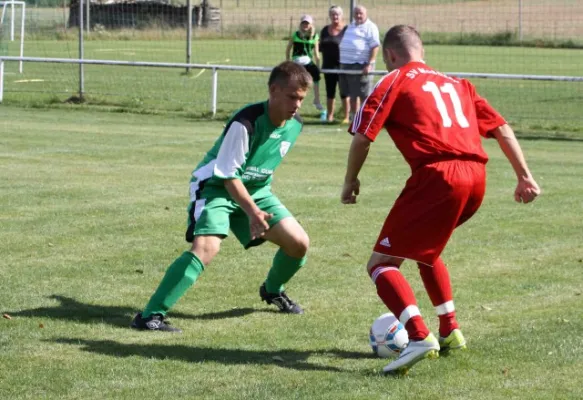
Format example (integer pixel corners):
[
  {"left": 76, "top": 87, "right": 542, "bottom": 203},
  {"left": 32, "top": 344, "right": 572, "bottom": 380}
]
[
  {"left": 264, "top": 249, "right": 307, "bottom": 294},
  {"left": 142, "top": 251, "right": 204, "bottom": 318}
]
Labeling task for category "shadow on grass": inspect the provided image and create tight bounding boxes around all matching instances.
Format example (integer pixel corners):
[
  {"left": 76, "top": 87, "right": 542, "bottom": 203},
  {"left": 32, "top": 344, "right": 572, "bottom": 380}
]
[
  {"left": 54, "top": 338, "right": 372, "bottom": 372},
  {"left": 6, "top": 295, "right": 263, "bottom": 328}
]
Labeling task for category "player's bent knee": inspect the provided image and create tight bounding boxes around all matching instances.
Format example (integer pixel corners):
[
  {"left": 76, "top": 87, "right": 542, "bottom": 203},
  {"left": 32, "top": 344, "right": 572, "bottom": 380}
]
[
  {"left": 284, "top": 233, "right": 309, "bottom": 259},
  {"left": 297, "top": 233, "right": 310, "bottom": 255},
  {"left": 190, "top": 235, "right": 222, "bottom": 265},
  {"left": 366, "top": 253, "right": 404, "bottom": 274},
  {"left": 266, "top": 217, "right": 309, "bottom": 258},
  {"left": 365, "top": 264, "right": 374, "bottom": 276}
]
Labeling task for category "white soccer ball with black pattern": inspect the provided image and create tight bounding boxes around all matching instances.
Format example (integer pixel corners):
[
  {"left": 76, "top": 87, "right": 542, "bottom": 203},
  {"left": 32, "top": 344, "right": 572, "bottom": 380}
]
[{"left": 369, "top": 312, "right": 409, "bottom": 358}]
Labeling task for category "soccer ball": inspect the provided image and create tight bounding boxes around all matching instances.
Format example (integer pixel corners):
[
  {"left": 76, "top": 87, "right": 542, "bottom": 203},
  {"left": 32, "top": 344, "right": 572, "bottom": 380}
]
[{"left": 369, "top": 312, "right": 409, "bottom": 358}]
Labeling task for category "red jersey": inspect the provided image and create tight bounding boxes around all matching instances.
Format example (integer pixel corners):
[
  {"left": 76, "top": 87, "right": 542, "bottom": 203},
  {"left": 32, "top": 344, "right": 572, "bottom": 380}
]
[{"left": 350, "top": 62, "right": 506, "bottom": 171}]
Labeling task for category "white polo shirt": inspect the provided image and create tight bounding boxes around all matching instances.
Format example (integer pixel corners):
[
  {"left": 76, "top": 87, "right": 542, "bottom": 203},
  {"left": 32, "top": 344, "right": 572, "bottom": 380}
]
[{"left": 339, "top": 19, "right": 380, "bottom": 65}]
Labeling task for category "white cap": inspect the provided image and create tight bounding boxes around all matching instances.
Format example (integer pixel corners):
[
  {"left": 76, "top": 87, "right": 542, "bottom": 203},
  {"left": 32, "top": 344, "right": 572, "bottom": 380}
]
[{"left": 300, "top": 15, "right": 313, "bottom": 24}]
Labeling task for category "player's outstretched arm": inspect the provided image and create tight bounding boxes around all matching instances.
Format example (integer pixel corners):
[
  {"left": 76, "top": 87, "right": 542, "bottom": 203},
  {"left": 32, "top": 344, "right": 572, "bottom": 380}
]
[
  {"left": 491, "top": 124, "right": 541, "bottom": 204},
  {"left": 224, "top": 179, "right": 272, "bottom": 239},
  {"left": 341, "top": 133, "right": 372, "bottom": 204}
]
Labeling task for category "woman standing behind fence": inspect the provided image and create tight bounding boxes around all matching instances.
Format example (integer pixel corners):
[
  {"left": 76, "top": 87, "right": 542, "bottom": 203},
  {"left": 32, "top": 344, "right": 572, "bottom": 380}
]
[
  {"left": 286, "top": 14, "right": 326, "bottom": 121},
  {"left": 319, "top": 5, "right": 349, "bottom": 123}
]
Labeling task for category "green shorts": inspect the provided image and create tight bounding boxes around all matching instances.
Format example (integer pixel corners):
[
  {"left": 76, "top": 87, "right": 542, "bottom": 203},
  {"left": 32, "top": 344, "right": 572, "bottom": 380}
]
[{"left": 185, "top": 192, "right": 292, "bottom": 249}]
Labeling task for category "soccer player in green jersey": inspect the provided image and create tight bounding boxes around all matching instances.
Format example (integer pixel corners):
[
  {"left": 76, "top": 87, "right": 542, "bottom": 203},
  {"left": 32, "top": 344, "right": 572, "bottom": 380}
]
[{"left": 131, "top": 61, "right": 313, "bottom": 332}]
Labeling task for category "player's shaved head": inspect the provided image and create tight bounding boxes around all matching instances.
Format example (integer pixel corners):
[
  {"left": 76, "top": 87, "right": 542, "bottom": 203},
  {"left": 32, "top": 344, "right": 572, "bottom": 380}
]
[{"left": 383, "top": 25, "right": 423, "bottom": 58}]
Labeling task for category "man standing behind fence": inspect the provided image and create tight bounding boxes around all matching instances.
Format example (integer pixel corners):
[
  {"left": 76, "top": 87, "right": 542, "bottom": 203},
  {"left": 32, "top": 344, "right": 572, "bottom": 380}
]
[{"left": 338, "top": 5, "right": 380, "bottom": 122}]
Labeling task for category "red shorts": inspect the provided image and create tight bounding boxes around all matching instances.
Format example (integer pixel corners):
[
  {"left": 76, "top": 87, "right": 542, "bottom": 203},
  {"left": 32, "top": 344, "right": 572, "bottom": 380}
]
[{"left": 373, "top": 160, "right": 486, "bottom": 266}]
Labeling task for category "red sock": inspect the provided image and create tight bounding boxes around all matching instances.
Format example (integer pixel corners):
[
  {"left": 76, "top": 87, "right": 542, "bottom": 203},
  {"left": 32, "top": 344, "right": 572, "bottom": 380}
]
[
  {"left": 418, "top": 258, "right": 459, "bottom": 337},
  {"left": 369, "top": 264, "right": 430, "bottom": 341}
]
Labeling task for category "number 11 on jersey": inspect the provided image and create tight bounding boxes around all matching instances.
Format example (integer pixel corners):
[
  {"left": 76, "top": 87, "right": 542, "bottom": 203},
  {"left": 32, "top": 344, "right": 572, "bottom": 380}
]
[{"left": 422, "top": 82, "right": 470, "bottom": 128}]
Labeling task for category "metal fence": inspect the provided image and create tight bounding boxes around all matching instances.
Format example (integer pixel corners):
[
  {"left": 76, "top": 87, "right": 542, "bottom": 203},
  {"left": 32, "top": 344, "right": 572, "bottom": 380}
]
[{"left": 0, "top": 0, "right": 582, "bottom": 129}]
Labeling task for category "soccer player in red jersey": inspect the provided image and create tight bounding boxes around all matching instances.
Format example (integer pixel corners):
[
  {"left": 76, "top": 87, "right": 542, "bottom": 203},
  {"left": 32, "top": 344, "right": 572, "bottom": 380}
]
[{"left": 341, "top": 25, "right": 541, "bottom": 375}]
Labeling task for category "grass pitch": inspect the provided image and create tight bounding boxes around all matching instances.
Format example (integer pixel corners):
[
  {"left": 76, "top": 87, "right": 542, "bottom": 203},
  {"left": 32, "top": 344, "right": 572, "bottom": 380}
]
[{"left": 1, "top": 106, "right": 582, "bottom": 399}]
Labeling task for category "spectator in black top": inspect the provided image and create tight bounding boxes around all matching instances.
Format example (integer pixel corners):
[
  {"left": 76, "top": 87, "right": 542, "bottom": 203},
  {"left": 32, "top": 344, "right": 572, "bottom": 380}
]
[{"left": 319, "top": 5, "right": 349, "bottom": 123}]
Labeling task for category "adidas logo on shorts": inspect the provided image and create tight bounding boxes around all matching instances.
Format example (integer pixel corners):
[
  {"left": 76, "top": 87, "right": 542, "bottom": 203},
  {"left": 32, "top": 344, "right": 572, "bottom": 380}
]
[{"left": 380, "top": 237, "right": 391, "bottom": 247}]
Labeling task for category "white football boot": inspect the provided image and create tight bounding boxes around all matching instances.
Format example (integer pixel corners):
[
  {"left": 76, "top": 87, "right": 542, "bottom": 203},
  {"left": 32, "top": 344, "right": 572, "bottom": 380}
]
[{"left": 383, "top": 333, "right": 440, "bottom": 375}]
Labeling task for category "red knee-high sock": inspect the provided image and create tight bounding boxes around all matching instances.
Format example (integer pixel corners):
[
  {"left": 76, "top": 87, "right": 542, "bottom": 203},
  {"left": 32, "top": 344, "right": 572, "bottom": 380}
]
[
  {"left": 369, "top": 264, "right": 430, "bottom": 341},
  {"left": 418, "top": 258, "right": 459, "bottom": 337}
]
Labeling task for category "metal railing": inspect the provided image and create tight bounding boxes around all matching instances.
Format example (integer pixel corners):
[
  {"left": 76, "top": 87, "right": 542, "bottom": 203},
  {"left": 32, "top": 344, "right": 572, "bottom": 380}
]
[{"left": 1, "top": 56, "right": 582, "bottom": 116}]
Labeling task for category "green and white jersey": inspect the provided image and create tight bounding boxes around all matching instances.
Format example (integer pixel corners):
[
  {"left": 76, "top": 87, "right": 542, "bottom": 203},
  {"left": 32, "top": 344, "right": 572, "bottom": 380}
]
[
  {"left": 190, "top": 101, "right": 303, "bottom": 201},
  {"left": 292, "top": 30, "right": 319, "bottom": 65}
]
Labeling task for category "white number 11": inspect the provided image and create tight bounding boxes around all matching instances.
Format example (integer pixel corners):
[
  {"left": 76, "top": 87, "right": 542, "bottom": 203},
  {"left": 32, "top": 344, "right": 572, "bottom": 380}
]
[{"left": 422, "top": 82, "right": 470, "bottom": 128}]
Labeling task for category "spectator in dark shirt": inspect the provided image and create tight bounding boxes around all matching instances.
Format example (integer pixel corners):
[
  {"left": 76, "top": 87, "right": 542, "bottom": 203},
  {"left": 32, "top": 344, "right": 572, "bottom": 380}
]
[{"left": 319, "top": 5, "right": 349, "bottom": 123}]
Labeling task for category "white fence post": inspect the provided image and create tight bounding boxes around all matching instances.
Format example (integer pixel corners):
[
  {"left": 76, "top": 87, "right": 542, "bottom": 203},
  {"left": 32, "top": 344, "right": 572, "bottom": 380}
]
[
  {"left": 79, "top": 0, "right": 85, "bottom": 99},
  {"left": 211, "top": 67, "right": 218, "bottom": 117},
  {"left": 0, "top": 1, "right": 26, "bottom": 73},
  {"left": 18, "top": 2, "right": 24, "bottom": 73},
  {"left": 0, "top": 59, "right": 4, "bottom": 103},
  {"left": 9, "top": 0, "right": 14, "bottom": 40}
]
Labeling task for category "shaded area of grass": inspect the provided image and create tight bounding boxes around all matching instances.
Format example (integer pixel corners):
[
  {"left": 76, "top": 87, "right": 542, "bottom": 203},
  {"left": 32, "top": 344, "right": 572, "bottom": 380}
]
[
  {"left": 5, "top": 295, "right": 266, "bottom": 328},
  {"left": 53, "top": 338, "right": 372, "bottom": 372}
]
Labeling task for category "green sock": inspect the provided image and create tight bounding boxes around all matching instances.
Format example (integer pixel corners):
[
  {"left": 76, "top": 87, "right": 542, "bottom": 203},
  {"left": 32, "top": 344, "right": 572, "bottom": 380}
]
[
  {"left": 264, "top": 249, "right": 307, "bottom": 294},
  {"left": 142, "top": 251, "right": 204, "bottom": 318}
]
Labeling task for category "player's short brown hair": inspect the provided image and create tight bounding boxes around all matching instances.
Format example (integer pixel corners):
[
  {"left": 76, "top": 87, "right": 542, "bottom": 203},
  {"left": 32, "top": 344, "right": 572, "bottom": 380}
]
[
  {"left": 268, "top": 61, "right": 313, "bottom": 90},
  {"left": 383, "top": 25, "right": 423, "bottom": 56}
]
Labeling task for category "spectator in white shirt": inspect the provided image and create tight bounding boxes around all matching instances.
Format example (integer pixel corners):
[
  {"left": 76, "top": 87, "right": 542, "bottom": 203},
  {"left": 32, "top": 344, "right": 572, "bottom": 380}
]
[{"left": 338, "top": 5, "right": 380, "bottom": 120}]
